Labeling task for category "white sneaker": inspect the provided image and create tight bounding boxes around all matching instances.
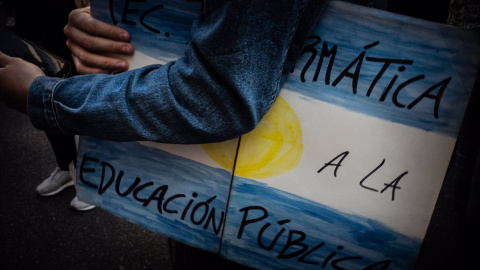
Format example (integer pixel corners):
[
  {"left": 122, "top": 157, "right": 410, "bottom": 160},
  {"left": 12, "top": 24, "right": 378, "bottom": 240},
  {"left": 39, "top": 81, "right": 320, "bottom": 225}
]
[
  {"left": 36, "top": 167, "right": 74, "bottom": 196},
  {"left": 70, "top": 196, "right": 96, "bottom": 211}
]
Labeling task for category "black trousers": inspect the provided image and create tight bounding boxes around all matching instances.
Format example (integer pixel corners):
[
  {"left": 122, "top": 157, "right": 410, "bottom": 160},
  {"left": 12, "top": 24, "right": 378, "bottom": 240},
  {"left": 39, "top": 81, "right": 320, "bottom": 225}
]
[{"left": 45, "top": 132, "right": 76, "bottom": 171}]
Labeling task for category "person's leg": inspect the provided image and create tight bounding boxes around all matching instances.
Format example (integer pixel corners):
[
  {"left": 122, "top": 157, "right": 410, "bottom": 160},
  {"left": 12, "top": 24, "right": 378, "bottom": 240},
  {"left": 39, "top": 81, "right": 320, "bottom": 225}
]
[
  {"left": 35, "top": 132, "right": 95, "bottom": 210},
  {"left": 46, "top": 132, "right": 77, "bottom": 171},
  {"left": 35, "top": 132, "right": 76, "bottom": 196}
]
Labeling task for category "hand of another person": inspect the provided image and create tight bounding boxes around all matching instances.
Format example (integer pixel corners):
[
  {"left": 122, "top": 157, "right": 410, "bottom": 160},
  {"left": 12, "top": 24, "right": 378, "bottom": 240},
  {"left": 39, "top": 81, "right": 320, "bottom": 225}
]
[
  {"left": 64, "top": 6, "right": 134, "bottom": 74},
  {"left": 0, "top": 51, "right": 45, "bottom": 113}
]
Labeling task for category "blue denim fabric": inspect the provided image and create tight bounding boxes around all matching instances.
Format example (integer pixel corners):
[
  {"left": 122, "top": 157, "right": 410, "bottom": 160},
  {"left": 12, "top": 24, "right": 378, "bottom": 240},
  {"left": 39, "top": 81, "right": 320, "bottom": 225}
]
[{"left": 28, "top": 0, "right": 327, "bottom": 143}]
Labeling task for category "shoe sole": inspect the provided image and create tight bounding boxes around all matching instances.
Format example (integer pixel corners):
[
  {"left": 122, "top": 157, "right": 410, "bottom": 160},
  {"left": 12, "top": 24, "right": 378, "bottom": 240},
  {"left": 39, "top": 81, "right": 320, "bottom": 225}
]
[
  {"left": 71, "top": 204, "right": 96, "bottom": 211},
  {"left": 37, "top": 180, "right": 74, "bottom": 196}
]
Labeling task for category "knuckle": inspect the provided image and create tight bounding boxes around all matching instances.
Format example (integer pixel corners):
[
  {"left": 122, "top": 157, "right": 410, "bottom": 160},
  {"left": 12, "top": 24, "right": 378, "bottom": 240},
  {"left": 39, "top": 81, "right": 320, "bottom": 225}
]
[
  {"left": 107, "top": 27, "right": 118, "bottom": 39},
  {"left": 84, "top": 17, "right": 98, "bottom": 33},
  {"left": 76, "top": 50, "right": 87, "bottom": 61},
  {"left": 110, "top": 43, "right": 120, "bottom": 53},
  {"left": 74, "top": 62, "right": 84, "bottom": 73},
  {"left": 79, "top": 36, "right": 94, "bottom": 50},
  {"left": 63, "top": 25, "right": 70, "bottom": 37},
  {"left": 68, "top": 9, "right": 79, "bottom": 24},
  {"left": 102, "top": 59, "right": 113, "bottom": 69}
]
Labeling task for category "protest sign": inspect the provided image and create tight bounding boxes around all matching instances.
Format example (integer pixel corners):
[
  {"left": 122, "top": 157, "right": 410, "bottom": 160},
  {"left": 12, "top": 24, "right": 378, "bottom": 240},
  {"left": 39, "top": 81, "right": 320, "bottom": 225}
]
[{"left": 77, "top": 1, "right": 480, "bottom": 268}]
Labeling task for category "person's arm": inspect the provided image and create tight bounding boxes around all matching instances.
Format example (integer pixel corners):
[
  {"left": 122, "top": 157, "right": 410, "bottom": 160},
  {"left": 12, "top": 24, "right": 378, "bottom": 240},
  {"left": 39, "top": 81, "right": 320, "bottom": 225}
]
[
  {"left": 7, "top": 0, "right": 327, "bottom": 144},
  {"left": 0, "top": 52, "right": 44, "bottom": 113}
]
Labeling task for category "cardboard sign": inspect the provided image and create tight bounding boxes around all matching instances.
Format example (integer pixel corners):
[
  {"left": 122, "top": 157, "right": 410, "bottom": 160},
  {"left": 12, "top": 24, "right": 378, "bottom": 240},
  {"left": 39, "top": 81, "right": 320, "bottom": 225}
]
[{"left": 77, "top": 1, "right": 480, "bottom": 269}]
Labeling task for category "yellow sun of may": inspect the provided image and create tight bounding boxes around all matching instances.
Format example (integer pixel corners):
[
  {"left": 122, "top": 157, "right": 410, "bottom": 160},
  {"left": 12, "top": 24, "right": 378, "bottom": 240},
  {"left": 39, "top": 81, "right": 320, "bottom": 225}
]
[{"left": 203, "top": 96, "right": 303, "bottom": 179}]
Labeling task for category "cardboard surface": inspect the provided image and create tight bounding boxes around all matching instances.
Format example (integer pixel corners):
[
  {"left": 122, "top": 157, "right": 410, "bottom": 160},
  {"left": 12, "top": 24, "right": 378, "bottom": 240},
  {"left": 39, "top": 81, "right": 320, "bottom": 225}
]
[{"left": 77, "top": 1, "right": 480, "bottom": 269}]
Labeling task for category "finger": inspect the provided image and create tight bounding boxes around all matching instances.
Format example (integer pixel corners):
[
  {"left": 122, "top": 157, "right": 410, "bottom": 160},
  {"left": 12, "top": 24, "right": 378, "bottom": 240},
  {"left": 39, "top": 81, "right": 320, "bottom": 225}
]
[
  {"left": 65, "top": 25, "right": 133, "bottom": 55},
  {"left": 74, "top": 62, "right": 111, "bottom": 75},
  {"left": 71, "top": 54, "right": 125, "bottom": 75},
  {"left": 67, "top": 7, "right": 131, "bottom": 42},
  {"left": 68, "top": 40, "right": 129, "bottom": 73},
  {"left": 72, "top": 54, "right": 112, "bottom": 74}
]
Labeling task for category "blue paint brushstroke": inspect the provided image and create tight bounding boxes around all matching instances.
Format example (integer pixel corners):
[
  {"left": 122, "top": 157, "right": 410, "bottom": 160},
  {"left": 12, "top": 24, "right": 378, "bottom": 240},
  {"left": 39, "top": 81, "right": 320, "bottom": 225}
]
[
  {"left": 91, "top": 0, "right": 479, "bottom": 138},
  {"left": 77, "top": 136, "right": 422, "bottom": 269},
  {"left": 76, "top": 136, "right": 231, "bottom": 253},
  {"left": 221, "top": 177, "right": 422, "bottom": 270},
  {"left": 91, "top": 0, "right": 200, "bottom": 62},
  {"left": 284, "top": 2, "right": 479, "bottom": 138}
]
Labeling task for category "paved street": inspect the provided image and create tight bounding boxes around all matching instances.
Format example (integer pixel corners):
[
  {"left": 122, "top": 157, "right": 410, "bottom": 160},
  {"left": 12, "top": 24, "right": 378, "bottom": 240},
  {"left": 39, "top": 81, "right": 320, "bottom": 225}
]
[{"left": 0, "top": 104, "right": 172, "bottom": 270}]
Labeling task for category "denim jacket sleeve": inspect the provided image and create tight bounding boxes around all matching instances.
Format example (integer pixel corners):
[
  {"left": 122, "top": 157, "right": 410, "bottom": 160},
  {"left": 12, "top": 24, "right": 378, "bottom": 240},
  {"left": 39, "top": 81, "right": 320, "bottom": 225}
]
[{"left": 28, "top": 0, "right": 327, "bottom": 144}]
